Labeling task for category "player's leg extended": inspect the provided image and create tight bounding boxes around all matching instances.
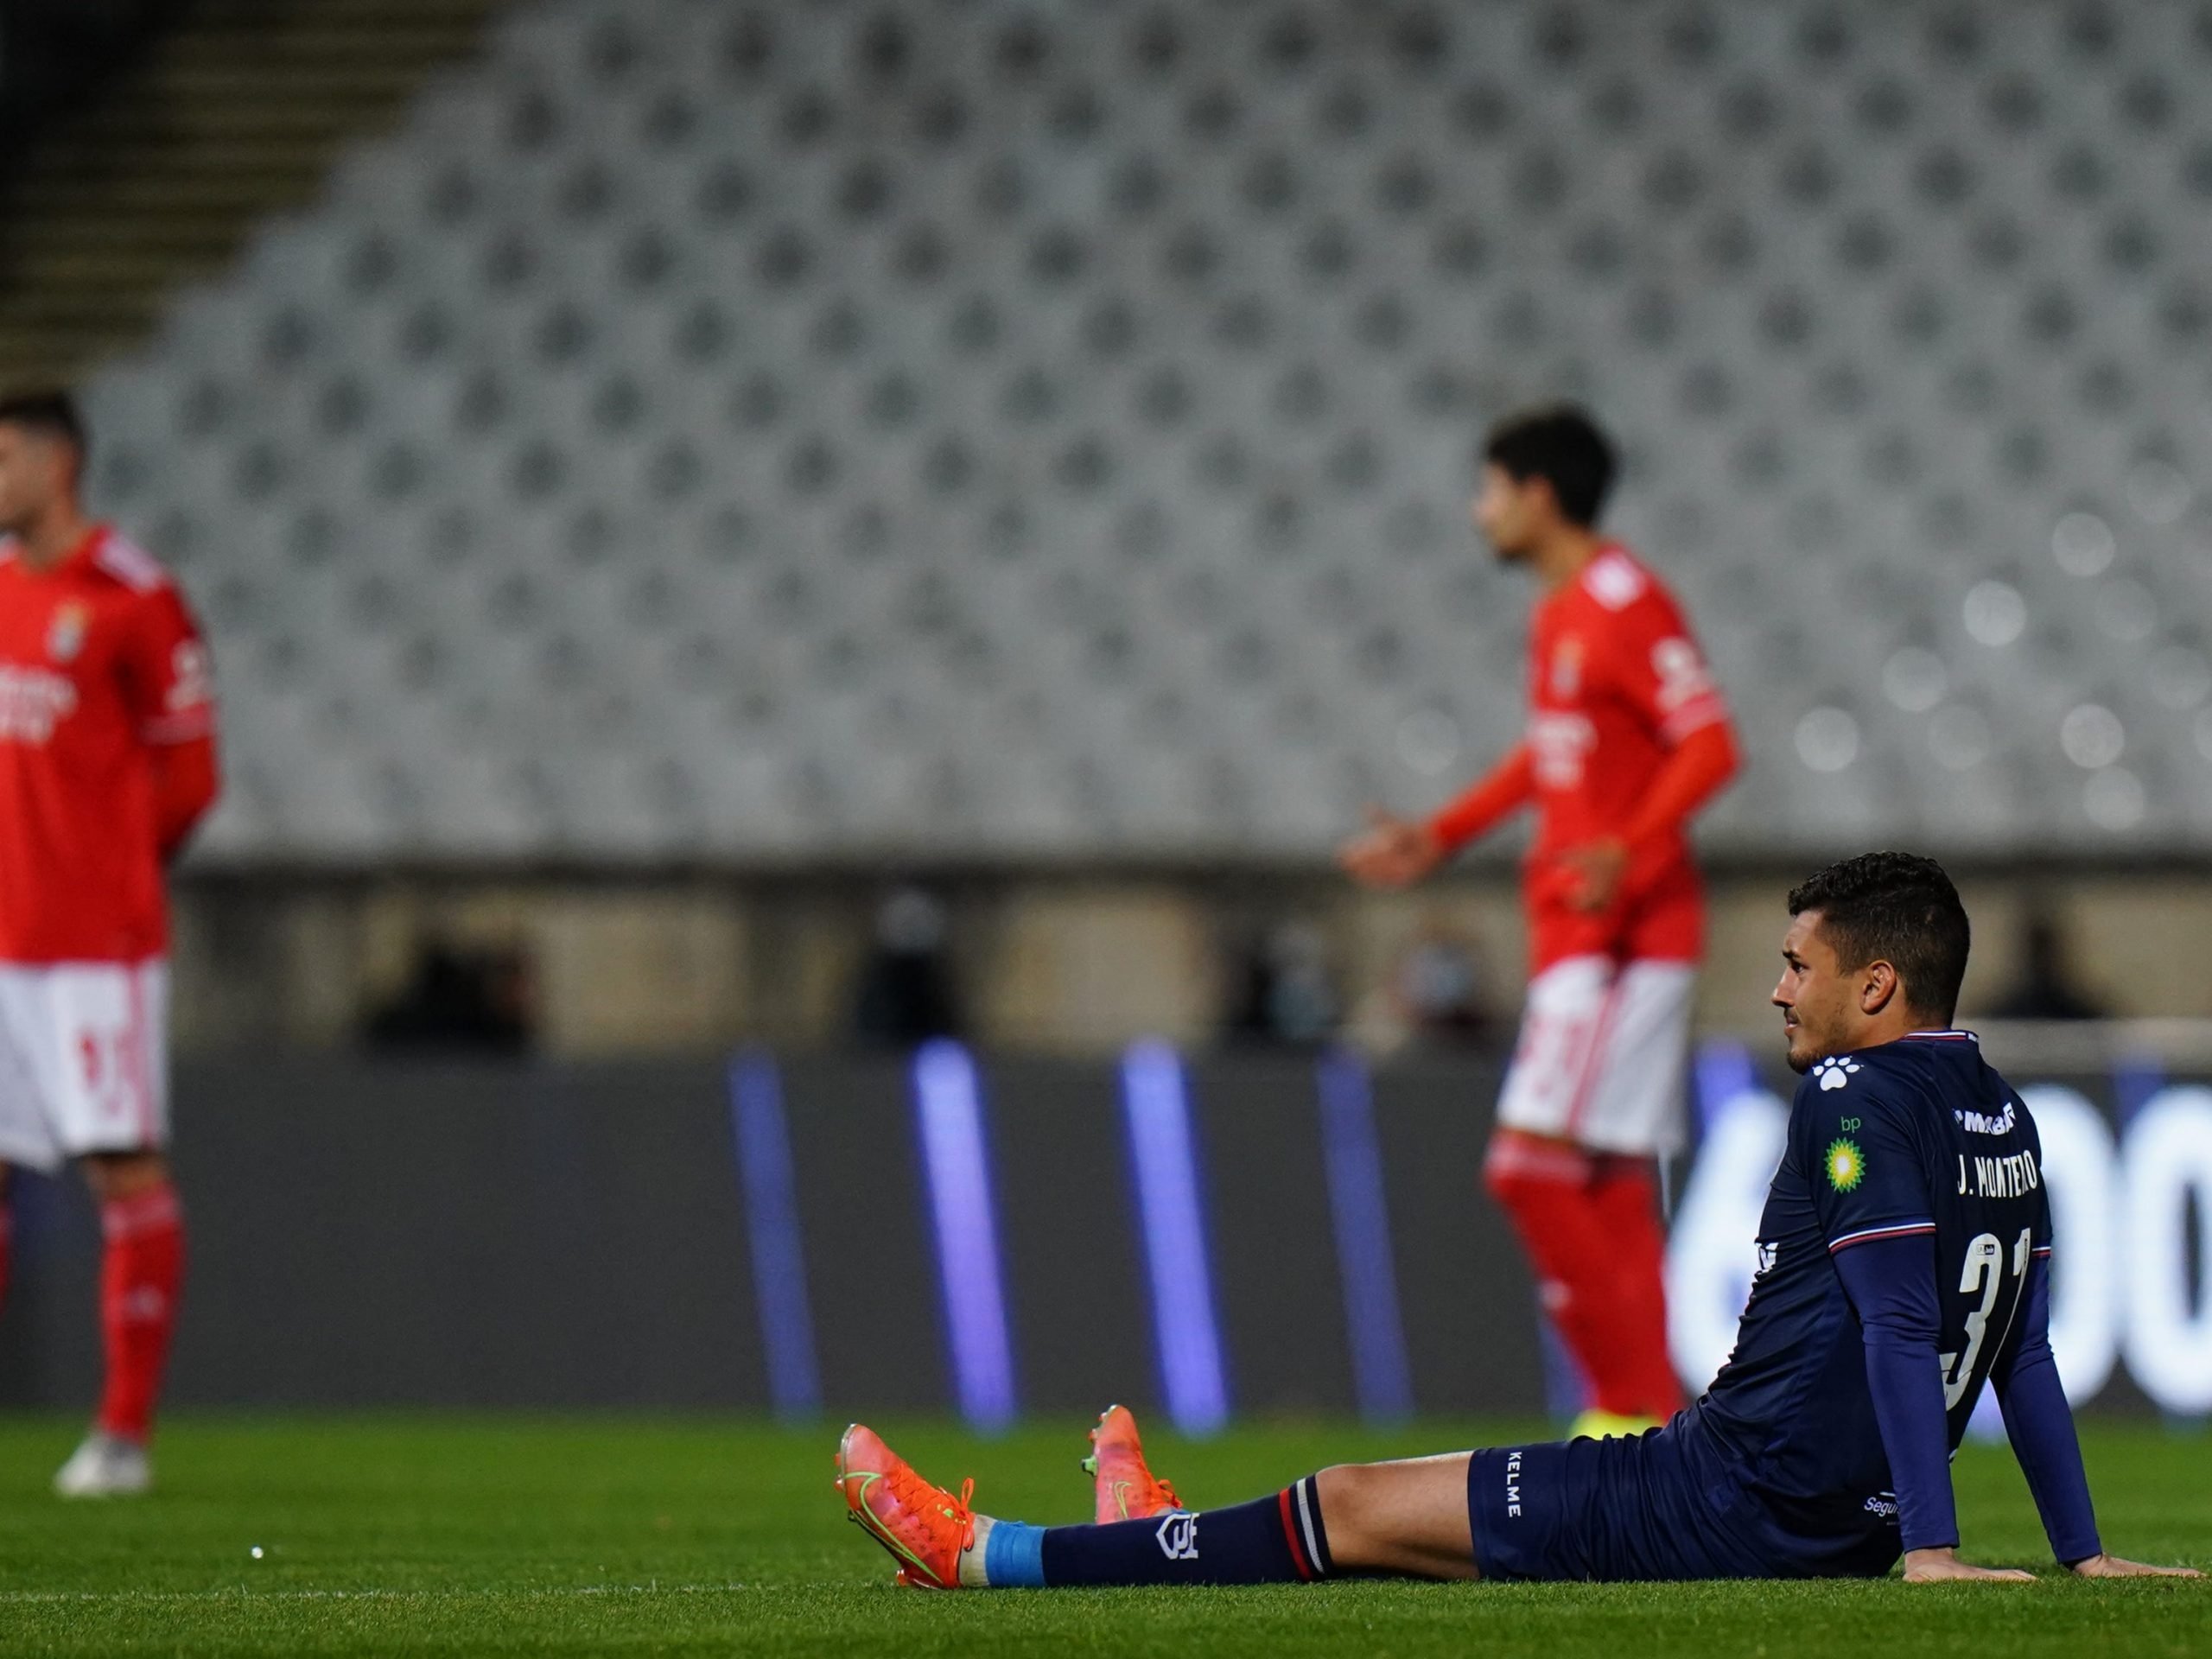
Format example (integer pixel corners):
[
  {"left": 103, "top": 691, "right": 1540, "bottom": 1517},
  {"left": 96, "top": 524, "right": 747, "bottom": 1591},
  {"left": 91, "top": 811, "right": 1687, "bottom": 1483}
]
[
  {"left": 1076, "top": 1404, "right": 1468, "bottom": 1574},
  {"left": 1084, "top": 1403, "right": 1182, "bottom": 1522},
  {"left": 836, "top": 1419, "right": 1478, "bottom": 1588}
]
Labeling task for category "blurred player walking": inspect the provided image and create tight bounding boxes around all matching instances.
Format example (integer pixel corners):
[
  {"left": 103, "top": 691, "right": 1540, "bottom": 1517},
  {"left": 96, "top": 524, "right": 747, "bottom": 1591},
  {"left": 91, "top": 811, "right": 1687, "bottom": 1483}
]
[
  {"left": 0, "top": 392, "right": 219, "bottom": 1496},
  {"left": 1341, "top": 406, "right": 1738, "bottom": 1436}
]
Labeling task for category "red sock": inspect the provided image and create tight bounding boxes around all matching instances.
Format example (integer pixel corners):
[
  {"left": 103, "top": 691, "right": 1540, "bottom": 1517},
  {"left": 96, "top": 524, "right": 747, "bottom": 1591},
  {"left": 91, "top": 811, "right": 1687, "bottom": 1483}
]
[
  {"left": 97, "top": 1183, "right": 185, "bottom": 1444},
  {"left": 1484, "top": 1136, "right": 1628, "bottom": 1412},
  {"left": 1588, "top": 1160, "right": 1685, "bottom": 1418}
]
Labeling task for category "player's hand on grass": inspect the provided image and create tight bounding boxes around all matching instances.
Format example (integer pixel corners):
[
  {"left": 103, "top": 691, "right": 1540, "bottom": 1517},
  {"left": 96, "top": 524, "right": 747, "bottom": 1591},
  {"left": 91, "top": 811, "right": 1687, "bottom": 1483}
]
[
  {"left": 1557, "top": 836, "right": 1630, "bottom": 913},
  {"left": 1901, "top": 1547, "right": 2036, "bottom": 1584},
  {"left": 1339, "top": 809, "right": 1444, "bottom": 889},
  {"left": 2068, "top": 1554, "right": 2202, "bottom": 1580}
]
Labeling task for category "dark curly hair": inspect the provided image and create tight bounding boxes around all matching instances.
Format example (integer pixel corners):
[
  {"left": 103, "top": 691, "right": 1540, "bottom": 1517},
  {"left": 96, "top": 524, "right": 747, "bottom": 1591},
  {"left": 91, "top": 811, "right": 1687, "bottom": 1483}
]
[
  {"left": 0, "top": 389, "right": 86, "bottom": 473},
  {"left": 1481, "top": 404, "right": 1617, "bottom": 527},
  {"left": 1787, "top": 851, "right": 1971, "bottom": 1026}
]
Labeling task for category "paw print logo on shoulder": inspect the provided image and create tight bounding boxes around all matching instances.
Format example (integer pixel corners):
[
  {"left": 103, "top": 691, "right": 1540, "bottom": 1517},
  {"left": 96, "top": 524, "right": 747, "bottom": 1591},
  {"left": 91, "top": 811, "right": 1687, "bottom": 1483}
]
[{"left": 1814, "top": 1056, "right": 1862, "bottom": 1092}]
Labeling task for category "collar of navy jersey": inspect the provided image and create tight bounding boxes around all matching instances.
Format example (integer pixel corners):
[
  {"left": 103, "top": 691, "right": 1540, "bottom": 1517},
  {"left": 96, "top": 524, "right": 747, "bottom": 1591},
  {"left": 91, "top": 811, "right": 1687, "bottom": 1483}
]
[{"left": 1822, "top": 1031, "right": 1978, "bottom": 1065}]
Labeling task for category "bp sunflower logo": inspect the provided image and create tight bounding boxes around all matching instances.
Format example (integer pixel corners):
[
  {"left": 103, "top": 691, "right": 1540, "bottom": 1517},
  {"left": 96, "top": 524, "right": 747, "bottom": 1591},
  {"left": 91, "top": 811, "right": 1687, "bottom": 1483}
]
[{"left": 1826, "top": 1137, "right": 1866, "bottom": 1193}]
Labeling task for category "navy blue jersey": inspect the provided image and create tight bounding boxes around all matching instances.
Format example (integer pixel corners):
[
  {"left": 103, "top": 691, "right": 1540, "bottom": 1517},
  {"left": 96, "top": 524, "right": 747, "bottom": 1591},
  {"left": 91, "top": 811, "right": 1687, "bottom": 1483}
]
[{"left": 1682, "top": 1031, "right": 2050, "bottom": 1574}]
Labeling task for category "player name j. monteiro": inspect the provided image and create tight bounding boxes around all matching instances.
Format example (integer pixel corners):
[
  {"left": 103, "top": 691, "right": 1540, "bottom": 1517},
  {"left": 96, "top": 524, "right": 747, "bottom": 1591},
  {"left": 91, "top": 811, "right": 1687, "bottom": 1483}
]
[{"left": 1957, "top": 1149, "right": 2040, "bottom": 1198}]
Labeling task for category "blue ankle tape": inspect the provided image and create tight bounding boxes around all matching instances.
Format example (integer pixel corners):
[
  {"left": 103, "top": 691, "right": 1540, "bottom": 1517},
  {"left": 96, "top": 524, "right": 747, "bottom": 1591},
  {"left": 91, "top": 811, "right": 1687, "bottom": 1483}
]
[{"left": 982, "top": 1519, "right": 1047, "bottom": 1588}]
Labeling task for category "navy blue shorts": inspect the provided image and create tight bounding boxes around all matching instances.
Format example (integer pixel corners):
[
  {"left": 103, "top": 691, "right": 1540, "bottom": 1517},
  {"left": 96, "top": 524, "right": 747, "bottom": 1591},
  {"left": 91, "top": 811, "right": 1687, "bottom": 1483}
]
[{"left": 1468, "top": 1429, "right": 1879, "bottom": 1582}]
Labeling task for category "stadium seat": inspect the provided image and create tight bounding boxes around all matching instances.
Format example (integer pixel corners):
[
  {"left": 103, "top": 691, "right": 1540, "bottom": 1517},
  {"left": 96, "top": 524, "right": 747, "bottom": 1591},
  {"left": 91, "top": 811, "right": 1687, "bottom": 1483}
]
[{"left": 77, "top": 0, "right": 2212, "bottom": 861}]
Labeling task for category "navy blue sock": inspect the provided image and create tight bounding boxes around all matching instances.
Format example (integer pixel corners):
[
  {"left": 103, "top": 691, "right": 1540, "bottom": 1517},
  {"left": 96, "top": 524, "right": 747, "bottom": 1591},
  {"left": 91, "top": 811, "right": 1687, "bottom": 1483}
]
[{"left": 1033, "top": 1475, "right": 1335, "bottom": 1587}]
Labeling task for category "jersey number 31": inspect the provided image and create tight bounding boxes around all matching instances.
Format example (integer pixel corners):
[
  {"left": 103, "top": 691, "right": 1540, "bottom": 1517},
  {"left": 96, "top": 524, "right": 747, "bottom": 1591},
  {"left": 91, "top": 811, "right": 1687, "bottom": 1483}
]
[{"left": 1940, "top": 1228, "right": 2033, "bottom": 1410}]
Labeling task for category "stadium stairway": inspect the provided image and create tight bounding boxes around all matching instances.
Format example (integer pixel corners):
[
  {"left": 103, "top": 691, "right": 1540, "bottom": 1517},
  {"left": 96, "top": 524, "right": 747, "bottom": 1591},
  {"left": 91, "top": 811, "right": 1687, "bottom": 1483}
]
[{"left": 0, "top": 0, "right": 510, "bottom": 390}]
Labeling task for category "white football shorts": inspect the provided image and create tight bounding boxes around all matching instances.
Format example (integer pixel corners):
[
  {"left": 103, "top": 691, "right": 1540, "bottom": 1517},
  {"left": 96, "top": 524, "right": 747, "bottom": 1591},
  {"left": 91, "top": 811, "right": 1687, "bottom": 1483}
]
[
  {"left": 0, "top": 958, "right": 170, "bottom": 1172},
  {"left": 1495, "top": 953, "right": 1695, "bottom": 1156}
]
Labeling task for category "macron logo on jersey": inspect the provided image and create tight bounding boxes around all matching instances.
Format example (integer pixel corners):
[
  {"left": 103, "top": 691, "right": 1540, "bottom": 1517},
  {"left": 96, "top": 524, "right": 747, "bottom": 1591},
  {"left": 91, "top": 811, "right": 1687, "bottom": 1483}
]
[
  {"left": 1955, "top": 1100, "right": 2018, "bottom": 1135},
  {"left": 0, "top": 665, "right": 78, "bottom": 743},
  {"left": 1812, "top": 1056, "right": 1861, "bottom": 1092}
]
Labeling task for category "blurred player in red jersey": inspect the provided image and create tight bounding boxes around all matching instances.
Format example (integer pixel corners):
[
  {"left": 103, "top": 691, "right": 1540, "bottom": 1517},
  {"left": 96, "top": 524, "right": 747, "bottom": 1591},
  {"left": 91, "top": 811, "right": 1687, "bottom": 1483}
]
[
  {"left": 0, "top": 391, "right": 219, "bottom": 1496},
  {"left": 1341, "top": 406, "right": 1739, "bottom": 1438}
]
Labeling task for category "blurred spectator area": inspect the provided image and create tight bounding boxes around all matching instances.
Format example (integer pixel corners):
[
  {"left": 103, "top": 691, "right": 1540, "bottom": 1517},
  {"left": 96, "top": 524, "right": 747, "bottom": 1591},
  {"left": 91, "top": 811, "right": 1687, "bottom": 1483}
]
[
  {"left": 0, "top": 0, "right": 505, "bottom": 389},
  {"left": 18, "top": 1, "right": 2210, "bottom": 1063},
  {"left": 364, "top": 935, "right": 537, "bottom": 1052},
  {"left": 60, "top": 0, "right": 2212, "bottom": 868},
  {"left": 0, "top": 0, "right": 182, "bottom": 155},
  {"left": 849, "top": 886, "right": 964, "bottom": 1046},
  {"left": 1988, "top": 898, "right": 2109, "bottom": 1022},
  {"left": 1355, "top": 915, "right": 1498, "bottom": 1054},
  {"left": 1223, "top": 918, "right": 1341, "bottom": 1048},
  {"left": 166, "top": 866, "right": 2186, "bottom": 1058}
]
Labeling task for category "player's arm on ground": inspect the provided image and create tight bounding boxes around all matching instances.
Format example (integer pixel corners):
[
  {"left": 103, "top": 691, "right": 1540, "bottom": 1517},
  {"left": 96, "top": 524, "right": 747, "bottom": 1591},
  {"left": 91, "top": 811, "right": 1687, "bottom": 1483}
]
[
  {"left": 1807, "top": 1079, "right": 2026, "bottom": 1582},
  {"left": 1557, "top": 597, "right": 1738, "bottom": 912},
  {"left": 1340, "top": 745, "right": 1533, "bottom": 888},
  {"left": 123, "top": 585, "right": 221, "bottom": 857},
  {"left": 1828, "top": 1235, "right": 2015, "bottom": 1581},
  {"left": 1992, "top": 1162, "right": 2198, "bottom": 1580}
]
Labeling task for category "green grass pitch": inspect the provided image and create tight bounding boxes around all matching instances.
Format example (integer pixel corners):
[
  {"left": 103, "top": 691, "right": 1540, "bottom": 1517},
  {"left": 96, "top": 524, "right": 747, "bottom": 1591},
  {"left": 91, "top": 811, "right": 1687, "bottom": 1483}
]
[{"left": 0, "top": 1415, "right": 2205, "bottom": 1656}]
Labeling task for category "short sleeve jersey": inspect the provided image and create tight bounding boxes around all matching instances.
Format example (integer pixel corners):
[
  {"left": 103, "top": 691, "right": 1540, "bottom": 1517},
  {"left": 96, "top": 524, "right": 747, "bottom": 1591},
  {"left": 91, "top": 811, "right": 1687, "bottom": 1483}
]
[
  {"left": 1521, "top": 544, "right": 1732, "bottom": 971},
  {"left": 0, "top": 527, "right": 216, "bottom": 962},
  {"left": 1681, "top": 1032, "right": 2050, "bottom": 1576}
]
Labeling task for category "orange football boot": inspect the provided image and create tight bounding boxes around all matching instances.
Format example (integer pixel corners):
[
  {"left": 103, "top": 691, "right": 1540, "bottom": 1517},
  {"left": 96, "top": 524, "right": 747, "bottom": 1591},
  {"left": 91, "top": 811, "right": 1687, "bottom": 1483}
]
[
  {"left": 1081, "top": 1404, "right": 1183, "bottom": 1523},
  {"left": 834, "top": 1423, "right": 976, "bottom": 1590}
]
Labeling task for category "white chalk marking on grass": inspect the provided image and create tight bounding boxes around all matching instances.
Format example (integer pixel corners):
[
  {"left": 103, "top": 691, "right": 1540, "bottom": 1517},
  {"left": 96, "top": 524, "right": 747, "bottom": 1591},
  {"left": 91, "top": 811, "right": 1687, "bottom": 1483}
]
[{"left": 0, "top": 1582, "right": 753, "bottom": 1605}]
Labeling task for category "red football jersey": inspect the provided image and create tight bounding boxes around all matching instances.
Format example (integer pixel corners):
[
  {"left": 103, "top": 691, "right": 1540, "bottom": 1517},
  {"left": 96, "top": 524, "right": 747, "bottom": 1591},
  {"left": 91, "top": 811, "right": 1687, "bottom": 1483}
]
[
  {"left": 1522, "top": 543, "right": 1731, "bottom": 972},
  {"left": 0, "top": 527, "right": 216, "bottom": 963}
]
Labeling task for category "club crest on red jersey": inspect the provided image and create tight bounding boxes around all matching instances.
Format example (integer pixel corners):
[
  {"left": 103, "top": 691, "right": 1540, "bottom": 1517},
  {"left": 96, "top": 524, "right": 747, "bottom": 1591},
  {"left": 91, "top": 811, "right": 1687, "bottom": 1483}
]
[{"left": 46, "top": 601, "right": 89, "bottom": 664}]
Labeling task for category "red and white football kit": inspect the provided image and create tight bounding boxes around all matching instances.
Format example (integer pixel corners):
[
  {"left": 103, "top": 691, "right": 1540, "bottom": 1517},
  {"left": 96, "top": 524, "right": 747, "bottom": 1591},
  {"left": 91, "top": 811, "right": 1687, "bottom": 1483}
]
[
  {"left": 0, "top": 524, "right": 216, "bottom": 1447},
  {"left": 0, "top": 526, "right": 213, "bottom": 1166},
  {"left": 1425, "top": 543, "right": 1737, "bottom": 1420},
  {"left": 1433, "top": 544, "right": 1732, "bottom": 1151}
]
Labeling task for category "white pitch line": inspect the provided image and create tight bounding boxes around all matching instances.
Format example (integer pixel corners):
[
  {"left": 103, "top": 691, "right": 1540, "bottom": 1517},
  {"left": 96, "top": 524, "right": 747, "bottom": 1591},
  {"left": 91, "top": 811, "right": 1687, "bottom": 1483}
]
[{"left": 0, "top": 1582, "right": 753, "bottom": 1605}]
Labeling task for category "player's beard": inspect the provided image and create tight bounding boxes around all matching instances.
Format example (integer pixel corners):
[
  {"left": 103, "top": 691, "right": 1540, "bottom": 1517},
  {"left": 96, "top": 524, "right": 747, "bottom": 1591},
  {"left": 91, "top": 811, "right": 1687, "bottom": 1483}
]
[{"left": 1781, "top": 1013, "right": 1821, "bottom": 1073}]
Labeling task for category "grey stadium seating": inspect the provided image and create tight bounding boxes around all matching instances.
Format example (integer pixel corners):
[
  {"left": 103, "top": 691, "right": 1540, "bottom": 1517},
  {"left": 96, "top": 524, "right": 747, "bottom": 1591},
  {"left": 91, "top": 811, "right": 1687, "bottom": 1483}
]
[{"left": 79, "top": 0, "right": 2212, "bottom": 862}]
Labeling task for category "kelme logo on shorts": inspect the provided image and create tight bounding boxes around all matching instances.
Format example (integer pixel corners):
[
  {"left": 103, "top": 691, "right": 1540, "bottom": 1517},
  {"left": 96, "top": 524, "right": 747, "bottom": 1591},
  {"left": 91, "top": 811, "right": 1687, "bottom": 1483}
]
[{"left": 1826, "top": 1137, "right": 1866, "bottom": 1193}]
